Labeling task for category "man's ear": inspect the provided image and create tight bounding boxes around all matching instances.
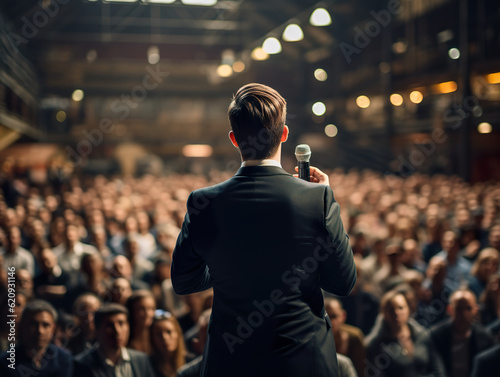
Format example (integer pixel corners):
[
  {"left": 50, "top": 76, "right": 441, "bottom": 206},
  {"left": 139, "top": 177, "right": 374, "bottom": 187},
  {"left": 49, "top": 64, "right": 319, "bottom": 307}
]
[
  {"left": 228, "top": 130, "right": 238, "bottom": 147},
  {"left": 281, "top": 125, "right": 289, "bottom": 142}
]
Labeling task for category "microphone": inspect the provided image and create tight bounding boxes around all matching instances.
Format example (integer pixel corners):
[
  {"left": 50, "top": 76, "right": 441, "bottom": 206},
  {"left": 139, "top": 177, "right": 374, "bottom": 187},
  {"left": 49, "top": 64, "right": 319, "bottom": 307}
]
[{"left": 295, "top": 144, "right": 311, "bottom": 182}]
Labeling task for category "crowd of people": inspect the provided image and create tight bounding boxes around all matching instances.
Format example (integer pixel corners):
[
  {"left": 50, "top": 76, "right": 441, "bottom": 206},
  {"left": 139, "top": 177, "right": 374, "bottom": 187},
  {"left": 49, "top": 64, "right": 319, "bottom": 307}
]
[{"left": 0, "top": 163, "right": 500, "bottom": 376}]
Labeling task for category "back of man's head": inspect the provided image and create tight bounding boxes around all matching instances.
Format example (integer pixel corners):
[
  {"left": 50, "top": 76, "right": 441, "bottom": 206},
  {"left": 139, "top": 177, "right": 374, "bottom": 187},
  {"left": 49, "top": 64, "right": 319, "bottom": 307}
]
[{"left": 228, "top": 83, "right": 287, "bottom": 160}]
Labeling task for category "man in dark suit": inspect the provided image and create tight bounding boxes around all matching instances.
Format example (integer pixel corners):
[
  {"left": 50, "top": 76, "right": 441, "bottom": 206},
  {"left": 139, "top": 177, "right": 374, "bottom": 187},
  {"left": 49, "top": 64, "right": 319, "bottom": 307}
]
[
  {"left": 471, "top": 343, "right": 500, "bottom": 377},
  {"left": 430, "top": 288, "right": 495, "bottom": 377},
  {"left": 171, "top": 83, "right": 357, "bottom": 377},
  {"left": 0, "top": 300, "right": 73, "bottom": 377},
  {"left": 73, "top": 303, "right": 154, "bottom": 377}
]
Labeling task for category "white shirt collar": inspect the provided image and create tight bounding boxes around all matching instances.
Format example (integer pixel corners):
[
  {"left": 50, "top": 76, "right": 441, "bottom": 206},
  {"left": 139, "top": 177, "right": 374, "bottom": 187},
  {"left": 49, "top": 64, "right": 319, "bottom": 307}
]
[{"left": 241, "top": 159, "right": 282, "bottom": 168}]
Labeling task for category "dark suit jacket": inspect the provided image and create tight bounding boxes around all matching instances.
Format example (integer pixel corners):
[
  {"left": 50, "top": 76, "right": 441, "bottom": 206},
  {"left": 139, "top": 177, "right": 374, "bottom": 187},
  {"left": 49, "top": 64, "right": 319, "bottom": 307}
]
[
  {"left": 0, "top": 344, "right": 72, "bottom": 377},
  {"left": 171, "top": 165, "right": 357, "bottom": 377},
  {"left": 73, "top": 347, "right": 155, "bottom": 377},
  {"left": 430, "top": 319, "right": 496, "bottom": 377},
  {"left": 471, "top": 343, "right": 500, "bottom": 377}
]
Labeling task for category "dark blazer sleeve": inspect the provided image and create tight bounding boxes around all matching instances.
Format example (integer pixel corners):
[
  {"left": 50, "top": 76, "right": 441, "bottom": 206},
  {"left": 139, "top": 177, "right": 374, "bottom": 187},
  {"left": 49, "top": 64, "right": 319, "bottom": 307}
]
[
  {"left": 319, "top": 186, "right": 356, "bottom": 295},
  {"left": 171, "top": 192, "right": 213, "bottom": 295}
]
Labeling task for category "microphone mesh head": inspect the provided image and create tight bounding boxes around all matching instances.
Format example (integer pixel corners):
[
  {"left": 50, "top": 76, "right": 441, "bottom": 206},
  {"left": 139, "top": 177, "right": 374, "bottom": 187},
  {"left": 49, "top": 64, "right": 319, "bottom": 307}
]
[{"left": 295, "top": 144, "right": 311, "bottom": 162}]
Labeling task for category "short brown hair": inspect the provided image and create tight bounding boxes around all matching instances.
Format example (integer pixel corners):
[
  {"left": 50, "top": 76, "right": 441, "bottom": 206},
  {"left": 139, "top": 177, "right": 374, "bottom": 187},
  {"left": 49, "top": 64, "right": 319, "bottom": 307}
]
[{"left": 228, "top": 83, "right": 287, "bottom": 160}]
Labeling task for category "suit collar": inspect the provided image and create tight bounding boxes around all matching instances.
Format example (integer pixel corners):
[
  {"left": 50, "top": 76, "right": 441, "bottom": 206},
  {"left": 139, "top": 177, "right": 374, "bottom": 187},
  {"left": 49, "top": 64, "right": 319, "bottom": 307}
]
[{"left": 235, "top": 165, "right": 291, "bottom": 177}]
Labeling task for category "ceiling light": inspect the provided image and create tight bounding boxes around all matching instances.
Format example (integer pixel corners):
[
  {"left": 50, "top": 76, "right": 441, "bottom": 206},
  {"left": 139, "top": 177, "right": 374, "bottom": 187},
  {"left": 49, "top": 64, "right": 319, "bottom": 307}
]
[
  {"left": 390, "top": 93, "right": 403, "bottom": 106},
  {"left": 478, "top": 122, "right": 492, "bottom": 134},
  {"left": 216, "top": 64, "right": 232, "bottom": 77},
  {"left": 72, "top": 89, "right": 84, "bottom": 102},
  {"left": 356, "top": 95, "right": 370, "bottom": 109},
  {"left": 262, "top": 37, "right": 281, "bottom": 54},
  {"left": 181, "top": 0, "right": 217, "bottom": 6},
  {"left": 282, "top": 24, "right": 303, "bottom": 42},
  {"left": 310, "top": 8, "right": 331, "bottom": 27},
  {"left": 56, "top": 111, "right": 66, "bottom": 122},
  {"left": 409, "top": 91, "right": 423, "bottom": 104},
  {"left": 232, "top": 61, "right": 245, "bottom": 73},
  {"left": 147, "top": 46, "right": 160, "bottom": 64},
  {"left": 312, "top": 102, "right": 326, "bottom": 116},
  {"left": 486, "top": 72, "right": 500, "bottom": 84},
  {"left": 432, "top": 81, "right": 457, "bottom": 94},
  {"left": 448, "top": 48, "right": 460, "bottom": 60},
  {"left": 251, "top": 47, "right": 269, "bottom": 61},
  {"left": 325, "top": 124, "right": 338, "bottom": 138},
  {"left": 314, "top": 68, "right": 327, "bottom": 81},
  {"left": 143, "top": 0, "right": 176, "bottom": 3}
]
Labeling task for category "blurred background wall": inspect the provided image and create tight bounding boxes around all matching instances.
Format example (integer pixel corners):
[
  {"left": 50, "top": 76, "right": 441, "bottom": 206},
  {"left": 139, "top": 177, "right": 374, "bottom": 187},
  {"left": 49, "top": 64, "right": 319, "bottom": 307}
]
[{"left": 1, "top": 0, "right": 499, "bottom": 181}]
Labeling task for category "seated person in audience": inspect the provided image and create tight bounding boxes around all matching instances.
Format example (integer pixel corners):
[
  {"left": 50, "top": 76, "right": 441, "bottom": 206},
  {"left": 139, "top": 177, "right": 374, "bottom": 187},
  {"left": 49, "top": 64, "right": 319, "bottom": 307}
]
[
  {"left": 430, "top": 288, "right": 495, "bottom": 377},
  {"left": 335, "top": 263, "right": 379, "bottom": 335},
  {"left": 126, "top": 290, "right": 156, "bottom": 354},
  {"left": 135, "top": 211, "right": 157, "bottom": 260},
  {"left": 423, "top": 216, "right": 445, "bottom": 263},
  {"left": 34, "top": 247, "right": 69, "bottom": 308},
  {"left": 365, "top": 290, "right": 445, "bottom": 377},
  {"left": 467, "top": 247, "right": 499, "bottom": 298},
  {"left": 325, "top": 297, "right": 365, "bottom": 377},
  {"left": 359, "top": 237, "right": 386, "bottom": 291},
  {"left": 435, "top": 230, "right": 472, "bottom": 292},
  {"left": 177, "top": 309, "right": 211, "bottom": 377},
  {"left": 471, "top": 343, "right": 500, "bottom": 377},
  {"left": 123, "top": 235, "right": 154, "bottom": 281},
  {"left": 110, "top": 255, "right": 150, "bottom": 290},
  {"left": 64, "top": 253, "right": 110, "bottom": 313},
  {"left": 401, "top": 239, "right": 426, "bottom": 273},
  {"left": 68, "top": 293, "right": 101, "bottom": 355},
  {"left": 15, "top": 268, "right": 34, "bottom": 300},
  {"left": 152, "top": 258, "right": 187, "bottom": 316},
  {"left": 0, "top": 300, "right": 73, "bottom": 377},
  {"left": 52, "top": 223, "right": 97, "bottom": 288},
  {"left": 479, "top": 274, "right": 500, "bottom": 326},
  {"left": 73, "top": 303, "right": 155, "bottom": 377},
  {"left": 90, "top": 226, "right": 114, "bottom": 269},
  {"left": 416, "top": 255, "right": 452, "bottom": 327},
  {"left": 1, "top": 226, "right": 35, "bottom": 277},
  {"left": 150, "top": 309, "right": 187, "bottom": 377},
  {"left": 110, "top": 277, "right": 133, "bottom": 305},
  {"left": 486, "top": 222, "right": 500, "bottom": 250},
  {"left": 372, "top": 240, "right": 407, "bottom": 297}
]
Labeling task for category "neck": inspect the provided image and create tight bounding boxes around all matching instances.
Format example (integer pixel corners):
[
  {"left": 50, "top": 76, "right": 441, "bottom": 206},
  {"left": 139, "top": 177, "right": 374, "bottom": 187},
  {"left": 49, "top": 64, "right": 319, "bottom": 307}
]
[{"left": 241, "top": 145, "right": 281, "bottom": 164}]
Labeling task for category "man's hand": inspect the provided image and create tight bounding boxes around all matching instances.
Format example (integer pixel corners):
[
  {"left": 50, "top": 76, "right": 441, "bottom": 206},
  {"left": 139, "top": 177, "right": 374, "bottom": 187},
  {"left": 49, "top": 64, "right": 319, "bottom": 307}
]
[{"left": 294, "top": 166, "right": 330, "bottom": 186}]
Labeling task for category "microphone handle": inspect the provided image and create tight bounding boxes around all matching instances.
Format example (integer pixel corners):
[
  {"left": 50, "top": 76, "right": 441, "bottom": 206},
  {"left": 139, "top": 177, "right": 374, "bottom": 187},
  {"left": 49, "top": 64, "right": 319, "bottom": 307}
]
[{"left": 298, "top": 161, "right": 310, "bottom": 181}]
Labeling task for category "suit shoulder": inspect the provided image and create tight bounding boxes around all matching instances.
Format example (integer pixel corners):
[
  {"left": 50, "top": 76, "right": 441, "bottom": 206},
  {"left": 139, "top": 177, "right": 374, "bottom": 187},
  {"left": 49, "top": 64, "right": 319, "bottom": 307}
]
[{"left": 126, "top": 348, "right": 150, "bottom": 361}]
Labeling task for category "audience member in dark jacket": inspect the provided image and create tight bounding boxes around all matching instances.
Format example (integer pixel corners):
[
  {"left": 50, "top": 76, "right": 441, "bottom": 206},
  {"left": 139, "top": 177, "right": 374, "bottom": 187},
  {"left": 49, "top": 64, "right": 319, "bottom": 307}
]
[
  {"left": 0, "top": 300, "right": 73, "bottom": 377},
  {"left": 73, "top": 303, "right": 154, "bottom": 377},
  {"left": 430, "top": 289, "right": 496, "bottom": 377},
  {"left": 471, "top": 343, "right": 500, "bottom": 377}
]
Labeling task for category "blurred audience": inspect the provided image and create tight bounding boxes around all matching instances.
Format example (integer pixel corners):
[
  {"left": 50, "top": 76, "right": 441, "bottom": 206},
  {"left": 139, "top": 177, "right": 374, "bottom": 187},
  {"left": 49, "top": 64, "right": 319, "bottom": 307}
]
[{"left": 1, "top": 166, "right": 500, "bottom": 377}]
